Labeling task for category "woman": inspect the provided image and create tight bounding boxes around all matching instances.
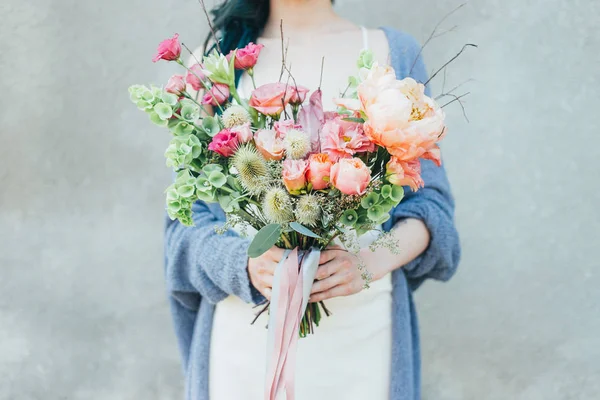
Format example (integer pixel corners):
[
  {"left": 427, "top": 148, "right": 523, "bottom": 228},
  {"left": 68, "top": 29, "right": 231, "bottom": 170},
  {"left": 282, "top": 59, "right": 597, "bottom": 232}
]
[{"left": 164, "top": 0, "right": 461, "bottom": 399}]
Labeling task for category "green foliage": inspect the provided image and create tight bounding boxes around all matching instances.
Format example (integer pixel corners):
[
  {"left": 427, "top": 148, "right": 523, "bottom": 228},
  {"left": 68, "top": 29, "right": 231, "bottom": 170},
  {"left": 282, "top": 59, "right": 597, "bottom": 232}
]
[
  {"left": 248, "top": 224, "right": 282, "bottom": 258},
  {"left": 165, "top": 134, "right": 203, "bottom": 170}
]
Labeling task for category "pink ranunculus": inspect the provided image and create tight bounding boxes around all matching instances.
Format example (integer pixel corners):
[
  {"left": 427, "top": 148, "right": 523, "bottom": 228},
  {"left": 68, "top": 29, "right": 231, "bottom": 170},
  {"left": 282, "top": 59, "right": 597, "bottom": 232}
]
[
  {"left": 208, "top": 129, "right": 239, "bottom": 157},
  {"left": 330, "top": 158, "right": 371, "bottom": 195},
  {"left": 230, "top": 123, "right": 253, "bottom": 144},
  {"left": 230, "top": 42, "right": 264, "bottom": 70},
  {"left": 320, "top": 117, "right": 375, "bottom": 162},
  {"left": 386, "top": 158, "right": 424, "bottom": 192},
  {"left": 289, "top": 85, "right": 309, "bottom": 105},
  {"left": 282, "top": 159, "right": 308, "bottom": 192},
  {"left": 202, "top": 83, "right": 230, "bottom": 106},
  {"left": 186, "top": 63, "right": 207, "bottom": 91},
  {"left": 152, "top": 33, "right": 181, "bottom": 63},
  {"left": 254, "top": 129, "right": 284, "bottom": 160},
  {"left": 307, "top": 153, "right": 332, "bottom": 190},
  {"left": 274, "top": 119, "right": 301, "bottom": 138},
  {"left": 165, "top": 74, "right": 186, "bottom": 95},
  {"left": 249, "top": 82, "right": 292, "bottom": 116}
]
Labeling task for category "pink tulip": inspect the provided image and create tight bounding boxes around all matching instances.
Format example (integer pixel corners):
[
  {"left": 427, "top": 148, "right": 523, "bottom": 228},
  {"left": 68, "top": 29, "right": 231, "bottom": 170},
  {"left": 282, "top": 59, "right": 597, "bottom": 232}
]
[
  {"left": 202, "top": 83, "right": 230, "bottom": 106},
  {"left": 330, "top": 158, "right": 371, "bottom": 195},
  {"left": 152, "top": 33, "right": 181, "bottom": 62},
  {"left": 306, "top": 153, "right": 332, "bottom": 190},
  {"left": 386, "top": 158, "right": 424, "bottom": 192},
  {"left": 208, "top": 129, "right": 239, "bottom": 157},
  {"left": 229, "top": 42, "right": 264, "bottom": 70},
  {"left": 186, "top": 63, "right": 206, "bottom": 91},
  {"left": 282, "top": 159, "right": 308, "bottom": 192},
  {"left": 165, "top": 74, "right": 186, "bottom": 95}
]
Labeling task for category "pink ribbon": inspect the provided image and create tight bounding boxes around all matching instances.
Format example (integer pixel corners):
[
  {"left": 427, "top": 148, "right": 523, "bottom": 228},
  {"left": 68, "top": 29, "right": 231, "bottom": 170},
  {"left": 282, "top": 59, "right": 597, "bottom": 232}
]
[{"left": 264, "top": 248, "right": 320, "bottom": 400}]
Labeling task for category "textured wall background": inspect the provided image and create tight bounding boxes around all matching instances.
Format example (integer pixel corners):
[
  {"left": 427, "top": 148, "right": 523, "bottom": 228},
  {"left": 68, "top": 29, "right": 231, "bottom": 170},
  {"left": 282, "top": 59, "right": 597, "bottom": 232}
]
[{"left": 1, "top": 0, "right": 598, "bottom": 399}]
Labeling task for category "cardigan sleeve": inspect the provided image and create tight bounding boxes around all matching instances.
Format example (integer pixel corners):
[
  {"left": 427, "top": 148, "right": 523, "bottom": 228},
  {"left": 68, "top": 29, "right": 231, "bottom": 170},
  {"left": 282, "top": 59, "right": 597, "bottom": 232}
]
[
  {"left": 384, "top": 28, "right": 461, "bottom": 289},
  {"left": 164, "top": 199, "right": 265, "bottom": 307}
]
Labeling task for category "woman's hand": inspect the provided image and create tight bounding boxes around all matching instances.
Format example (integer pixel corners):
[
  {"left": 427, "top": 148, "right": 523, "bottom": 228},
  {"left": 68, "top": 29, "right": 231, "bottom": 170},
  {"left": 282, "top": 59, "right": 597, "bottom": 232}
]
[
  {"left": 309, "top": 249, "right": 365, "bottom": 303},
  {"left": 247, "top": 246, "right": 286, "bottom": 300}
]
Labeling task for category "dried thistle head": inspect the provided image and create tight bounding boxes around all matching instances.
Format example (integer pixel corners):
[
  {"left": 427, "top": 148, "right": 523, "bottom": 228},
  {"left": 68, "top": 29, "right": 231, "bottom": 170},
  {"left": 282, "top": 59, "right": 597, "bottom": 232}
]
[
  {"left": 221, "top": 104, "right": 251, "bottom": 128},
  {"left": 283, "top": 129, "right": 311, "bottom": 160},
  {"left": 231, "top": 145, "right": 269, "bottom": 195},
  {"left": 294, "top": 194, "right": 321, "bottom": 227},
  {"left": 262, "top": 187, "right": 293, "bottom": 224}
]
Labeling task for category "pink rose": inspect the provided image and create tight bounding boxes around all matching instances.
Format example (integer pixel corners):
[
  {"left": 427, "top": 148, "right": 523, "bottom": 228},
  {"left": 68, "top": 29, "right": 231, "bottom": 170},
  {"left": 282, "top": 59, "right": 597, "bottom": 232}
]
[
  {"left": 321, "top": 117, "right": 375, "bottom": 161},
  {"left": 254, "top": 129, "right": 284, "bottom": 160},
  {"left": 208, "top": 129, "right": 239, "bottom": 157},
  {"left": 282, "top": 159, "right": 308, "bottom": 192},
  {"left": 386, "top": 158, "right": 424, "bottom": 191},
  {"left": 307, "top": 153, "right": 332, "bottom": 190},
  {"left": 165, "top": 74, "right": 186, "bottom": 95},
  {"left": 249, "top": 83, "right": 292, "bottom": 116},
  {"left": 289, "top": 85, "right": 309, "bottom": 105},
  {"left": 152, "top": 33, "right": 181, "bottom": 62},
  {"left": 186, "top": 63, "right": 206, "bottom": 91},
  {"left": 330, "top": 158, "right": 371, "bottom": 195},
  {"left": 230, "top": 123, "right": 253, "bottom": 144},
  {"left": 229, "top": 42, "right": 264, "bottom": 70},
  {"left": 202, "top": 83, "right": 230, "bottom": 106},
  {"left": 274, "top": 119, "right": 301, "bottom": 138}
]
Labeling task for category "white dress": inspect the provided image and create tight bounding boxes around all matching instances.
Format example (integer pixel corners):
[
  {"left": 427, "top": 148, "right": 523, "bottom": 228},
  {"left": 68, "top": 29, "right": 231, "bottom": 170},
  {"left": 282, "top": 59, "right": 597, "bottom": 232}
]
[{"left": 209, "top": 28, "right": 392, "bottom": 400}]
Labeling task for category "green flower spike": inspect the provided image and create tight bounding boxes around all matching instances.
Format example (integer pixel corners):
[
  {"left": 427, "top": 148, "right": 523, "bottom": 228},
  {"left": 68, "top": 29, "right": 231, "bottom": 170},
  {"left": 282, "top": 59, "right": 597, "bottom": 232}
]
[
  {"left": 361, "top": 192, "right": 380, "bottom": 209},
  {"left": 165, "top": 134, "right": 202, "bottom": 169},
  {"left": 367, "top": 205, "right": 385, "bottom": 222},
  {"left": 390, "top": 185, "right": 405, "bottom": 203},
  {"left": 381, "top": 184, "right": 392, "bottom": 199}
]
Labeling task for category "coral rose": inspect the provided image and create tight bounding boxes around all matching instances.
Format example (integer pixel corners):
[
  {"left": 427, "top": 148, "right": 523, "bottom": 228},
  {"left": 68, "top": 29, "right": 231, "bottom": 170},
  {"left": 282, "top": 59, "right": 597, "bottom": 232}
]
[
  {"left": 282, "top": 159, "right": 308, "bottom": 192},
  {"left": 330, "top": 158, "right": 370, "bottom": 195},
  {"left": 321, "top": 117, "right": 375, "bottom": 161},
  {"left": 249, "top": 83, "right": 292, "bottom": 116},
  {"left": 307, "top": 153, "right": 332, "bottom": 190}
]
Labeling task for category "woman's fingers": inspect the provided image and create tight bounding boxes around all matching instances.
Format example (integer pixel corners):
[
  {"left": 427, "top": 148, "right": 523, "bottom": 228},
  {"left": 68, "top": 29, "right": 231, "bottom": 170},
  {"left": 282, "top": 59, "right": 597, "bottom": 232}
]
[
  {"left": 309, "top": 285, "right": 349, "bottom": 303},
  {"left": 318, "top": 249, "right": 339, "bottom": 265},
  {"left": 310, "top": 272, "right": 346, "bottom": 295}
]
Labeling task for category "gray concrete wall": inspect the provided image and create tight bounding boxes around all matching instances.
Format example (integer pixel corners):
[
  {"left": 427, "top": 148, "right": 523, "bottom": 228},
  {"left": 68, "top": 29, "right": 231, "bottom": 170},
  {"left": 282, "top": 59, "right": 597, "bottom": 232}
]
[{"left": 1, "top": 0, "right": 598, "bottom": 399}]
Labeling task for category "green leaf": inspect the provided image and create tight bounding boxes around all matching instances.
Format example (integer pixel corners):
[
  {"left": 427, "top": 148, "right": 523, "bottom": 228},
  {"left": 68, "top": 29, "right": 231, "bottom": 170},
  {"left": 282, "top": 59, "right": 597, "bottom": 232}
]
[
  {"left": 342, "top": 117, "right": 365, "bottom": 123},
  {"left": 218, "top": 194, "right": 235, "bottom": 213},
  {"left": 289, "top": 222, "right": 322, "bottom": 239},
  {"left": 208, "top": 171, "right": 227, "bottom": 188},
  {"left": 390, "top": 185, "right": 405, "bottom": 202},
  {"left": 248, "top": 224, "right": 282, "bottom": 258},
  {"left": 361, "top": 192, "right": 380, "bottom": 209}
]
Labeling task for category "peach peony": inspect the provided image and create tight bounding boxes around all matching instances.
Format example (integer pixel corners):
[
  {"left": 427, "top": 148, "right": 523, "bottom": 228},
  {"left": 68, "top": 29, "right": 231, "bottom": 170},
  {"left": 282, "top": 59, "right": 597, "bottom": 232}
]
[
  {"left": 306, "top": 153, "right": 332, "bottom": 190},
  {"left": 282, "top": 159, "right": 308, "bottom": 192},
  {"left": 386, "top": 157, "right": 424, "bottom": 191},
  {"left": 330, "top": 158, "right": 371, "bottom": 195},
  {"left": 254, "top": 129, "right": 284, "bottom": 160}
]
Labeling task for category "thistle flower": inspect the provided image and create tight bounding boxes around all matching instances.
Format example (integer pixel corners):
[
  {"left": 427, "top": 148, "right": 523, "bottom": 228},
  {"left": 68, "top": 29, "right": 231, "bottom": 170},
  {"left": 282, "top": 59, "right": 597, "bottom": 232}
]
[
  {"left": 231, "top": 144, "right": 269, "bottom": 195},
  {"left": 221, "top": 104, "right": 251, "bottom": 128},
  {"left": 283, "top": 129, "right": 311, "bottom": 159},
  {"left": 294, "top": 194, "right": 321, "bottom": 226},
  {"left": 262, "top": 187, "right": 293, "bottom": 223}
]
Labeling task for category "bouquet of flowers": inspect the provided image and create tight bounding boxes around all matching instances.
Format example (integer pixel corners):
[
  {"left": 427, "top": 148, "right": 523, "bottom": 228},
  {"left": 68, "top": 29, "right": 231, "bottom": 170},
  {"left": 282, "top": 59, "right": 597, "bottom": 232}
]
[{"left": 130, "top": 31, "right": 447, "bottom": 398}]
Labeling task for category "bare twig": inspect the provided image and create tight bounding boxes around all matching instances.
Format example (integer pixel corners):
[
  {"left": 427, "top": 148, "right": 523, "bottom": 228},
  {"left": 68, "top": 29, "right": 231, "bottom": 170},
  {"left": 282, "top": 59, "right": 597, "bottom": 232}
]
[
  {"left": 197, "top": 0, "right": 221, "bottom": 54},
  {"left": 279, "top": 20, "right": 287, "bottom": 81},
  {"left": 441, "top": 92, "right": 470, "bottom": 122},
  {"left": 437, "top": 78, "right": 475, "bottom": 99},
  {"left": 318, "top": 57, "right": 325, "bottom": 90},
  {"left": 251, "top": 301, "right": 271, "bottom": 324},
  {"left": 410, "top": 2, "right": 467, "bottom": 75},
  {"left": 424, "top": 44, "right": 477, "bottom": 86}
]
